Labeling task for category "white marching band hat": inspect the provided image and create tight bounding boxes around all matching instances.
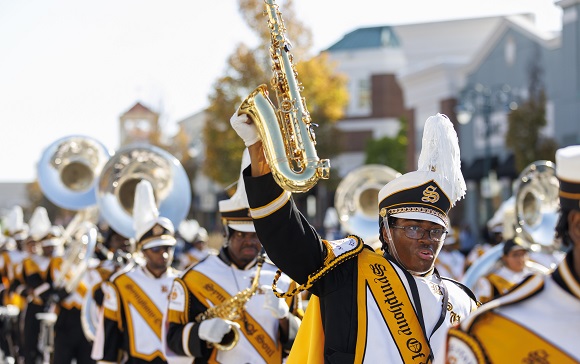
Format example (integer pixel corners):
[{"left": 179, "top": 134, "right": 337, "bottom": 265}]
[
  {"left": 556, "top": 145, "right": 580, "bottom": 209},
  {"left": 218, "top": 148, "right": 255, "bottom": 233},
  {"left": 28, "top": 206, "right": 62, "bottom": 247},
  {"left": 378, "top": 114, "right": 466, "bottom": 228},
  {"left": 133, "top": 180, "right": 176, "bottom": 251},
  {"left": 3, "top": 205, "right": 29, "bottom": 242}
]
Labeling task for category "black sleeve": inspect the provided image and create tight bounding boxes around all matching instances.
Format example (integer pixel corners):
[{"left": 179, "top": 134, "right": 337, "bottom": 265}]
[
  {"left": 165, "top": 275, "right": 215, "bottom": 361},
  {"left": 243, "top": 168, "right": 325, "bottom": 286}
]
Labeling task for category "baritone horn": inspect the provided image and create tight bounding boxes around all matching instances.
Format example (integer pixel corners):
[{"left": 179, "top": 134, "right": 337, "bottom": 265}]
[
  {"left": 238, "top": 0, "right": 329, "bottom": 193},
  {"left": 96, "top": 143, "right": 191, "bottom": 240},
  {"left": 334, "top": 165, "right": 401, "bottom": 246}
]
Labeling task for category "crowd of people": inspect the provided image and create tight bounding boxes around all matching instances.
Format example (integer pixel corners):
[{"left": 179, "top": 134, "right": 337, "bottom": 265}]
[{"left": 0, "top": 109, "right": 577, "bottom": 364}]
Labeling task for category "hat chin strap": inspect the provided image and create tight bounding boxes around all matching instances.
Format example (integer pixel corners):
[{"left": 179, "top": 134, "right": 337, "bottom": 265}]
[{"left": 383, "top": 217, "right": 432, "bottom": 277}]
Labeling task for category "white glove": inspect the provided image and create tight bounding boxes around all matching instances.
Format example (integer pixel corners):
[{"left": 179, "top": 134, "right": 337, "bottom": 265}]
[
  {"left": 230, "top": 111, "right": 261, "bottom": 147},
  {"left": 198, "top": 317, "right": 235, "bottom": 344},
  {"left": 262, "top": 285, "right": 289, "bottom": 319}
]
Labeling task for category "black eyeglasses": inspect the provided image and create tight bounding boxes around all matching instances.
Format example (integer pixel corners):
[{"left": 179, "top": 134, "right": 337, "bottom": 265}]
[{"left": 391, "top": 225, "right": 448, "bottom": 242}]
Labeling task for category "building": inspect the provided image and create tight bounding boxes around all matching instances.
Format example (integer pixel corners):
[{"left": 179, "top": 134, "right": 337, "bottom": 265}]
[{"left": 323, "top": 2, "right": 578, "bottom": 237}]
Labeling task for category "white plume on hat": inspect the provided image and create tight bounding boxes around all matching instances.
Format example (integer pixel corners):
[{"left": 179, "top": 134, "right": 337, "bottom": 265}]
[
  {"left": 179, "top": 219, "right": 200, "bottom": 242},
  {"left": 4, "top": 205, "right": 29, "bottom": 239},
  {"left": 378, "top": 114, "right": 466, "bottom": 228},
  {"left": 133, "top": 180, "right": 175, "bottom": 250},
  {"left": 218, "top": 148, "right": 255, "bottom": 233},
  {"left": 29, "top": 206, "right": 52, "bottom": 241},
  {"left": 417, "top": 113, "right": 467, "bottom": 205}
]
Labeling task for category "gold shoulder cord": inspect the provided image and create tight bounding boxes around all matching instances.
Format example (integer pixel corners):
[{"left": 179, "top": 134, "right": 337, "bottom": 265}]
[{"left": 272, "top": 235, "right": 365, "bottom": 298}]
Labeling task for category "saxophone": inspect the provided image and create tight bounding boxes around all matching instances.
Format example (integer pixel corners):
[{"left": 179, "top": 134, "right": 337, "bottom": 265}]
[
  {"left": 195, "top": 256, "right": 265, "bottom": 351},
  {"left": 238, "top": 0, "right": 330, "bottom": 193}
]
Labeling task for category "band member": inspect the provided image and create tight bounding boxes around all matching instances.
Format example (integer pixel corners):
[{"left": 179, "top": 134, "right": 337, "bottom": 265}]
[
  {"left": 0, "top": 205, "right": 29, "bottom": 360},
  {"left": 176, "top": 219, "right": 214, "bottom": 270},
  {"left": 472, "top": 237, "right": 533, "bottom": 303},
  {"left": 435, "top": 227, "right": 466, "bottom": 281},
  {"left": 20, "top": 206, "right": 62, "bottom": 364},
  {"left": 231, "top": 112, "right": 478, "bottom": 363},
  {"left": 446, "top": 145, "right": 580, "bottom": 363},
  {"left": 87, "top": 226, "right": 133, "bottom": 309},
  {"left": 93, "top": 180, "right": 179, "bottom": 364},
  {"left": 165, "top": 149, "right": 302, "bottom": 363},
  {"left": 46, "top": 224, "right": 102, "bottom": 364}
]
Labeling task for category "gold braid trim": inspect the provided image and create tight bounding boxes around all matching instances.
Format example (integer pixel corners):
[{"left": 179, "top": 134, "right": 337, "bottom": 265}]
[{"left": 272, "top": 235, "right": 365, "bottom": 298}]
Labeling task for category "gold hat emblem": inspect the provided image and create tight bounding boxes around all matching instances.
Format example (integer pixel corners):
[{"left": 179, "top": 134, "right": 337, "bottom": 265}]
[{"left": 421, "top": 185, "right": 440, "bottom": 203}]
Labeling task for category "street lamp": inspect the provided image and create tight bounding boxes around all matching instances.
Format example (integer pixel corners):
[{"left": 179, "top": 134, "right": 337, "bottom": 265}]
[{"left": 456, "top": 83, "right": 518, "bottom": 223}]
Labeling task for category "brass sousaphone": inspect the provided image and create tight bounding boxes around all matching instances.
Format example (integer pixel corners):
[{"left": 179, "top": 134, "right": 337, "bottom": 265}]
[
  {"left": 37, "top": 135, "right": 111, "bottom": 291},
  {"left": 37, "top": 135, "right": 110, "bottom": 355},
  {"left": 334, "top": 164, "right": 401, "bottom": 246}
]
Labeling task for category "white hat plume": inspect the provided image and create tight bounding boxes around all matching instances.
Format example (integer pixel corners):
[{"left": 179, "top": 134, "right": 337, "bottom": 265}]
[
  {"left": 133, "top": 180, "right": 159, "bottom": 241},
  {"left": 417, "top": 113, "right": 466, "bottom": 206}
]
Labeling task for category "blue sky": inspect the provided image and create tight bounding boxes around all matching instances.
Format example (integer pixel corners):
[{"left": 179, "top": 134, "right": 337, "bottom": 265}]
[{"left": 0, "top": 0, "right": 561, "bottom": 182}]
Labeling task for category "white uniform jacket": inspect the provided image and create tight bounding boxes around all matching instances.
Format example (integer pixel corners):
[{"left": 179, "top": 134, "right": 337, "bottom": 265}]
[{"left": 95, "top": 263, "right": 179, "bottom": 364}]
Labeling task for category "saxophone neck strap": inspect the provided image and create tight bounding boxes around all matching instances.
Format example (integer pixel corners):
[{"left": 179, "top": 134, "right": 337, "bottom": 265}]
[{"left": 272, "top": 235, "right": 365, "bottom": 298}]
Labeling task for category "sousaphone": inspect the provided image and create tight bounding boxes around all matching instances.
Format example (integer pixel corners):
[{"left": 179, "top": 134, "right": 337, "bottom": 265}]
[{"left": 334, "top": 164, "right": 401, "bottom": 246}]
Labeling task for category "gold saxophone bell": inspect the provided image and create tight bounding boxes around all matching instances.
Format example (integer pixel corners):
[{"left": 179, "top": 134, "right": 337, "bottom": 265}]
[{"left": 238, "top": 0, "right": 329, "bottom": 193}]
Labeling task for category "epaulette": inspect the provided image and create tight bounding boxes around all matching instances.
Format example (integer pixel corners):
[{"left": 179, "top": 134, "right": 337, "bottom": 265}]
[
  {"left": 459, "top": 273, "right": 545, "bottom": 332},
  {"left": 272, "top": 235, "right": 364, "bottom": 298}
]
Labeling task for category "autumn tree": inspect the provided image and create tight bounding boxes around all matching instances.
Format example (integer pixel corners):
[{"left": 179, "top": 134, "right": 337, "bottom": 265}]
[
  {"left": 203, "top": 0, "right": 348, "bottom": 187},
  {"left": 506, "top": 45, "right": 557, "bottom": 172}
]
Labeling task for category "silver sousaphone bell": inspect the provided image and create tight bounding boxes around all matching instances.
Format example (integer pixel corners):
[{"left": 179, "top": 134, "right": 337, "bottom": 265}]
[
  {"left": 38, "top": 135, "right": 113, "bottom": 210},
  {"left": 334, "top": 164, "right": 401, "bottom": 246},
  {"left": 96, "top": 143, "right": 192, "bottom": 243}
]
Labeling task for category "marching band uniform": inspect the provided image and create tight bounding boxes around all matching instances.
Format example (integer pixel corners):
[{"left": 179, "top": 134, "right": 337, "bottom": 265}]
[
  {"left": 165, "top": 149, "right": 301, "bottom": 364},
  {"left": 0, "top": 206, "right": 29, "bottom": 360},
  {"left": 95, "top": 180, "right": 179, "bottom": 364},
  {"left": 20, "top": 207, "right": 62, "bottom": 364},
  {"left": 446, "top": 145, "right": 580, "bottom": 363},
  {"left": 435, "top": 227, "right": 465, "bottom": 281},
  {"left": 47, "top": 248, "right": 96, "bottom": 363},
  {"left": 232, "top": 113, "right": 477, "bottom": 363}
]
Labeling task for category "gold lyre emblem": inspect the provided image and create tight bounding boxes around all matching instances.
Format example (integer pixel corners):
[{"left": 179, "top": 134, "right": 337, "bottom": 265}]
[{"left": 421, "top": 185, "right": 440, "bottom": 203}]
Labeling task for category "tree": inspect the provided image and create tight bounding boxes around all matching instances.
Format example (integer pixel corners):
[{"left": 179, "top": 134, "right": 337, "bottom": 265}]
[
  {"left": 203, "top": 0, "right": 348, "bottom": 187},
  {"left": 364, "top": 117, "right": 408, "bottom": 173},
  {"left": 506, "top": 45, "right": 557, "bottom": 172}
]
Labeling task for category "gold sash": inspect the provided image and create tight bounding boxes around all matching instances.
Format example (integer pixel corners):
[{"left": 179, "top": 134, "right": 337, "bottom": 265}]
[
  {"left": 472, "top": 311, "right": 577, "bottom": 363},
  {"left": 486, "top": 273, "right": 514, "bottom": 295},
  {"left": 189, "top": 271, "right": 282, "bottom": 363},
  {"left": 116, "top": 274, "right": 164, "bottom": 361},
  {"left": 355, "top": 249, "right": 431, "bottom": 363}
]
